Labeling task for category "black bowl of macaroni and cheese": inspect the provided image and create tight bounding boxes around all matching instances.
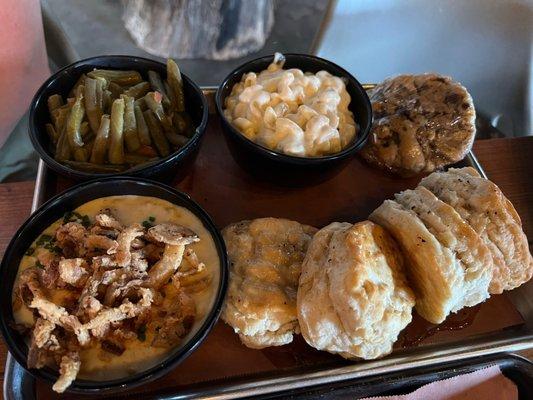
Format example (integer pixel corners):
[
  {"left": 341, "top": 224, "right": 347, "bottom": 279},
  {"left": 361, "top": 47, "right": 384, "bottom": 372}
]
[{"left": 215, "top": 53, "right": 372, "bottom": 168}]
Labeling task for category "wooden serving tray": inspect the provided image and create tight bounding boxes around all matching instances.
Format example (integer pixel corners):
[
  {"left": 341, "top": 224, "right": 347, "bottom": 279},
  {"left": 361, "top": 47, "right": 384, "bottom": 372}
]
[{"left": 16, "top": 91, "right": 529, "bottom": 399}]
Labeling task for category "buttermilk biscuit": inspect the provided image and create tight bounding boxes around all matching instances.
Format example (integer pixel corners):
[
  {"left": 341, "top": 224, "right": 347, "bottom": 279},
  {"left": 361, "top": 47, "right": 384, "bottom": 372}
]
[
  {"left": 370, "top": 200, "right": 467, "bottom": 324},
  {"left": 394, "top": 186, "right": 492, "bottom": 307},
  {"left": 221, "top": 218, "right": 317, "bottom": 349},
  {"left": 420, "top": 167, "right": 533, "bottom": 293},
  {"left": 297, "top": 221, "right": 414, "bottom": 360},
  {"left": 360, "top": 74, "right": 476, "bottom": 176}
]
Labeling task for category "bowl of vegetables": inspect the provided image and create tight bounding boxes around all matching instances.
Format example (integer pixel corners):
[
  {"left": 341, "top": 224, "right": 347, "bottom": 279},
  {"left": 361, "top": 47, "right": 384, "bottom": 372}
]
[{"left": 29, "top": 55, "right": 208, "bottom": 180}]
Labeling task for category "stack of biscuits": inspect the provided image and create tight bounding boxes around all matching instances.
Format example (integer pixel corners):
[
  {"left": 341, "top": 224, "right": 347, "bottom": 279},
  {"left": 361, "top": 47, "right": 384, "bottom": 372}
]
[
  {"left": 370, "top": 167, "right": 532, "bottom": 324},
  {"left": 221, "top": 168, "right": 532, "bottom": 360}
]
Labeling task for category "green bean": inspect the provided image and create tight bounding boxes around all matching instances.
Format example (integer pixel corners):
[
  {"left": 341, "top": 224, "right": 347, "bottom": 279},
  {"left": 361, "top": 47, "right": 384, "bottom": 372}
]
[
  {"left": 95, "top": 78, "right": 106, "bottom": 117},
  {"left": 47, "top": 94, "right": 63, "bottom": 114},
  {"left": 144, "top": 91, "right": 182, "bottom": 145},
  {"left": 90, "top": 114, "right": 110, "bottom": 164},
  {"left": 127, "top": 159, "right": 159, "bottom": 172},
  {"left": 164, "top": 124, "right": 188, "bottom": 146},
  {"left": 108, "top": 98, "right": 125, "bottom": 164},
  {"left": 73, "top": 147, "right": 89, "bottom": 162},
  {"left": 94, "top": 76, "right": 108, "bottom": 90},
  {"left": 172, "top": 112, "right": 189, "bottom": 135},
  {"left": 134, "top": 97, "right": 146, "bottom": 111},
  {"left": 66, "top": 88, "right": 85, "bottom": 152},
  {"left": 85, "top": 77, "right": 103, "bottom": 133},
  {"left": 163, "top": 81, "right": 177, "bottom": 110},
  {"left": 51, "top": 106, "right": 69, "bottom": 133},
  {"left": 134, "top": 105, "right": 151, "bottom": 145},
  {"left": 80, "top": 121, "right": 93, "bottom": 140},
  {"left": 69, "top": 74, "right": 86, "bottom": 98},
  {"left": 47, "top": 61, "right": 194, "bottom": 172},
  {"left": 108, "top": 82, "right": 123, "bottom": 99},
  {"left": 84, "top": 139, "right": 95, "bottom": 156},
  {"left": 87, "top": 69, "right": 143, "bottom": 86},
  {"left": 63, "top": 160, "right": 126, "bottom": 173},
  {"left": 143, "top": 92, "right": 166, "bottom": 121},
  {"left": 148, "top": 70, "right": 171, "bottom": 108},
  {"left": 103, "top": 90, "right": 112, "bottom": 113},
  {"left": 123, "top": 81, "right": 150, "bottom": 99},
  {"left": 45, "top": 123, "right": 59, "bottom": 143},
  {"left": 124, "top": 153, "right": 158, "bottom": 165},
  {"left": 55, "top": 128, "right": 71, "bottom": 161},
  {"left": 144, "top": 110, "right": 169, "bottom": 157},
  {"left": 121, "top": 95, "right": 140, "bottom": 152},
  {"left": 166, "top": 59, "right": 185, "bottom": 112},
  {"left": 172, "top": 133, "right": 189, "bottom": 147}
]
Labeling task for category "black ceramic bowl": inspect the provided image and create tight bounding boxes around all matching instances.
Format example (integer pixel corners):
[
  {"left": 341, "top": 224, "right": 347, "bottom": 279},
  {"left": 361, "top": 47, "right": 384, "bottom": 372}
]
[
  {"left": 0, "top": 178, "right": 228, "bottom": 393},
  {"left": 215, "top": 53, "right": 372, "bottom": 168},
  {"left": 29, "top": 55, "right": 208, "bottom": 181}
]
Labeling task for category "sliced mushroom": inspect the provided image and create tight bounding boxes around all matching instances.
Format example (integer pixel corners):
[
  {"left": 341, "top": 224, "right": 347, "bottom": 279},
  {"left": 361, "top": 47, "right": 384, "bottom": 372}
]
[
  {"left": 146, "top": 244, "right": 186, "bottom": 289},
  {"left": 147, "top": 223, "right": 199, "bottom": 246},
  {"left": 58, "top": 258, "right": 88, "bottom": 287},
  {"left": 95, "top": 213, "right": 123, "bottom": 230},
  {"left": 115, "top": 224, "right": 144, "bottom": 267},
  {"left": 52, "top": 352, "right": 81, "bottom": 393}
]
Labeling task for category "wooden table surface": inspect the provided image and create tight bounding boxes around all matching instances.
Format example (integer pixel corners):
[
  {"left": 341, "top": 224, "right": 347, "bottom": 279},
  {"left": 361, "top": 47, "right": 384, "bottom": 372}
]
[{"left": 0, "top": 137, "right": 531, "bottom": 397}]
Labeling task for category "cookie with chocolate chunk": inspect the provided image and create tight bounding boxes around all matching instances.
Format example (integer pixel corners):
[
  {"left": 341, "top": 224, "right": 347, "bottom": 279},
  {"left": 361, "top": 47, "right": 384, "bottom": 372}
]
[{"left": 361, "top": 74, "right": 476, "bottom": 177}]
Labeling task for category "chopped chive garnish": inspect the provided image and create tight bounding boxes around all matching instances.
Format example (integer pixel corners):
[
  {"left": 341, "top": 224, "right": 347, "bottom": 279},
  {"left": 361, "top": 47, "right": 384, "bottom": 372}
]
[
  {"left": 81, "top": 215, "right": 91, "bottom": 228},
  {"left": 63, "top": 211, "right": 91, "bottom": 227},
  {"left": 36, "top": 234, "right": 53, "bottom": 246},
  {"left": 142, "top": 216, "right": 155, "bottom": 229},
  {"left": 137, "top": 325, "right": 147, "bottom": 342}
]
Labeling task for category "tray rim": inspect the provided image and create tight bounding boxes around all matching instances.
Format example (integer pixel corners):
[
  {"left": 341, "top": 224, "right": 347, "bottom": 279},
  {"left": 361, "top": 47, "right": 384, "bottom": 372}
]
[{"left": 5, "top": 88, "right": 531, "bottom": 400}]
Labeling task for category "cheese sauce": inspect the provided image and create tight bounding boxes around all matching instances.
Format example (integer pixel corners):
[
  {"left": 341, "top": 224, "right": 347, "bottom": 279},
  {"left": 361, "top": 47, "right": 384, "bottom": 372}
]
[{"left": 13, "top": 195, "right": 220, "bottom": 380}]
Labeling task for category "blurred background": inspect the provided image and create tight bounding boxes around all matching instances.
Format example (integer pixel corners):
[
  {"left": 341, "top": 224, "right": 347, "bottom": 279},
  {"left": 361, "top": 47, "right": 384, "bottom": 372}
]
[
  {"left": 1, "top": 0, "right": 532, "bottom": 182},
  {"left": 45, "top": 0, "right": 532, "bottom": 138}
]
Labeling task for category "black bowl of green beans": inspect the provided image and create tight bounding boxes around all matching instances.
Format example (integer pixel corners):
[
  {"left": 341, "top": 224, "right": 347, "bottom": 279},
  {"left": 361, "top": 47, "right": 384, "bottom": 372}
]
[{"left": 29, "top": 55, "right": 208, "bottom": 180}]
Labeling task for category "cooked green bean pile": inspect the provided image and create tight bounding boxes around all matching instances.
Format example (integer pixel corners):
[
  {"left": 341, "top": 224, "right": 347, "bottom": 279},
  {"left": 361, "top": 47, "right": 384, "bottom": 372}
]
[{"left": 45, "top": 59, "right": 194, "bottom": 173}]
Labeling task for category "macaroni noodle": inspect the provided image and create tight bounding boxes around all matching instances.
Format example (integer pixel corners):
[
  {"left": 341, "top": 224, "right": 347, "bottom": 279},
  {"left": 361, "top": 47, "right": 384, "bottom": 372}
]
[{"left": 224, "top": 53, "right": 357, "bottom": 157}]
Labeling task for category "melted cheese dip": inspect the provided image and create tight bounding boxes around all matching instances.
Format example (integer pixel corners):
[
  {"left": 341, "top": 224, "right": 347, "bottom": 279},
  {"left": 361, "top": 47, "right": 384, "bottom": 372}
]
[
  {"left": 224, "top": 53, "right": 357, "bottom": 157},
  {"left": 13, "top": 195, "right": 220, "bottom": 380}
]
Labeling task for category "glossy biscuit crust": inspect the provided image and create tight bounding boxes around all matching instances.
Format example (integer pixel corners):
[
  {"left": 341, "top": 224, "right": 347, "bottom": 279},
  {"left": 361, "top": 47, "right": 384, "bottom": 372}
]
[
  {"left": 221, "top": 218, "right": 317, "bottom": 348},
  {"left": 420, "top": 167, "right": 533, "bottom": 293},
  {"left": 297, "top": 221, "right": 414, "bottom": 359},
  {"left": 394, "top": 186, "right": 492, "bottom": 310},
  {"left": 370, "top": 200, "right": 463, "bottom": 324}
]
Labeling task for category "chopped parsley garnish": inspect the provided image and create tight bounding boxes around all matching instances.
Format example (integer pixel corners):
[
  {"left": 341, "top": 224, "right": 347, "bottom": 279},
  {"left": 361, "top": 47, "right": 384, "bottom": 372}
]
[
  {"left": 25, "top": 247, "right": 35, "bottom": 256},
  {"left": 45, "top": 244, "right": 62, "bottom": 254},
  {"left": 35, "top": 260, "right": 44, "bottom": 269},
  {"left": 62, "top": 211, "right": 74, "bottom": 223},
  {"left": 80, "top": 215, "right": 91, "bottom": 228},
  {"left": 142, "top": 216, "right": 156, "bottom": 229},
  {"left": 136, "top": 325, "right": 147, "bottom": 342},
  {"left": 35, "top": 234, "right": 61, "bottom": 254},
  {"left": 36, "top": 234, "right": 53, "bottom": 246},
  {"left": 63, "top": 211, "right": 91, "bottom": 228},
  {"left": 142, "top": 221, "right": 153, "bottom": 229}
]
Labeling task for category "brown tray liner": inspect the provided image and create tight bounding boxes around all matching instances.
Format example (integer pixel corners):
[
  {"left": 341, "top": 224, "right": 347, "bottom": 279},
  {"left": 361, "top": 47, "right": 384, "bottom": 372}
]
[{"left": 35, "top": 116, "right": 525, "bottom": 399}]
